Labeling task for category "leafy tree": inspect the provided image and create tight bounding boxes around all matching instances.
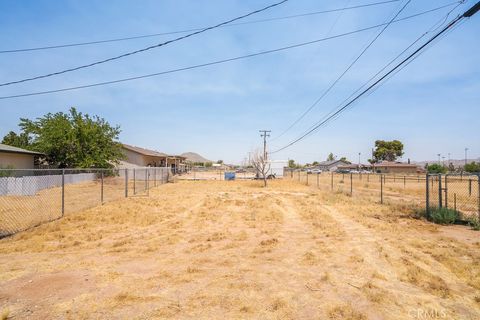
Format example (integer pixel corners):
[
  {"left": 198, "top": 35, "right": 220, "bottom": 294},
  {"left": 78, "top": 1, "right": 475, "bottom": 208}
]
[
  {"left": 288, "top": 159, "right": 296, "bottom": 168},
  {"left": 372, "top": 140, "right": 404, "bottom": 162},
  {"left": 448, "top": 162, "right": 455, "bottom": 172},
  {"left": 326, "top": 153, "right": 335, "bottom": 161},
  {"left": 216, "top": 160, "right": 224, "bottom": 164},
  {"left": 312, "top": 161, "right": 319, "bottom": 166},
  {"left": 18, "top": 107, "right": 123, "bottom": 168},
  {"left": 1, "top": 131, "right": 32, "bottom": 149},
  {"left": 427, "top": 163, "right": 447, "bottom": 174},
  {"left": 339, "top": 157, "right": 351, "bottom": 164},
  {"left": 205, "top": 162, "right": 213, "bottom": 168},
  {"left": 464, "top": 162, "right": 480, "bottom": 173}
]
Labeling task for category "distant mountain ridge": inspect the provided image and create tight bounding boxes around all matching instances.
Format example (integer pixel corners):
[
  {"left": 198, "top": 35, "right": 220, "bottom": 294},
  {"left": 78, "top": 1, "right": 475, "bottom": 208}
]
[
  {"left": 181, "top": 152, "right": 211, "bottom": 163},
  {"left": 412, "top": 158, "right": 480, "bottom": 168}
]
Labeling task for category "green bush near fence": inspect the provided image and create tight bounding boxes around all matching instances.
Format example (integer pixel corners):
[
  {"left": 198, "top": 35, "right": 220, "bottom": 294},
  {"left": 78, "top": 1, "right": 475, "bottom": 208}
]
[
  {"left": 468, "top": 218, "right": 480, "bottom": 231},
  {"left": 428, "top": 207, "right": 459, "bottom": 225}
]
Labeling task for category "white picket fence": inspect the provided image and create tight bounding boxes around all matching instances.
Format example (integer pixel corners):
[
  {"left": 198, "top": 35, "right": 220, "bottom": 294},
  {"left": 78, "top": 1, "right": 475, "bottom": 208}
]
[{"left": 0, "top": 173, "right": 97, "bottom": 196}]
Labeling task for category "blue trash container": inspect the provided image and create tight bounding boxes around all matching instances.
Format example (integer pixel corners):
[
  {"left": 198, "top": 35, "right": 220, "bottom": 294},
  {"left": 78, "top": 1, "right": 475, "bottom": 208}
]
[{"left": 224, "top": 172, "right": 236, "bottom": 181}]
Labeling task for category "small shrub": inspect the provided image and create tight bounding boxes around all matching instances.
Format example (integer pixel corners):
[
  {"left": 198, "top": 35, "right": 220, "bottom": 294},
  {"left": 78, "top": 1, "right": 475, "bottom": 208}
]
[
  {"left": 429, "top": 208, "right": 458, "bottom": 225},
  {"left": 468, "top": 217, "right": 480, "bottom": 231}
]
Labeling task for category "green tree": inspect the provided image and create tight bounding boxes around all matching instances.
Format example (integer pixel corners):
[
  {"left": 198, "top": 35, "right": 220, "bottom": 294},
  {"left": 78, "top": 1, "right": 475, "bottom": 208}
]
[
  {"left": 448, "top": 162, "right": 455, "bottom": 172},
  {"left": 326, "top": 153, "right": 335, "bottom": 161},
  {"left": 464, "top": 162, "right": 480, "bottom": 173},
  {"left": 288, "top": 159, "right": 296, "bottom": 168},
  {"left": 216, "top": 160, "right": 224, "bottom": 164},
  {"left": 427, "top": 163, "right": 447, "bottom": 174},
  {"left": 1, "top": 131, "right": 32, "bottom": 149},
  {"left": 312, "top": 161, "right": 319, "bottom": 166},
  {"left": 205, "top": 162, "right": 213, "bottom": 168},
  {"left": 339, "top": 157, "right": 351, "bottom": 164},
  {"left": 372, "top": 140, "right": 404, "bottom": 162},
  {"left": 19, "top": 107, "right": 123, "bottom": 168}
]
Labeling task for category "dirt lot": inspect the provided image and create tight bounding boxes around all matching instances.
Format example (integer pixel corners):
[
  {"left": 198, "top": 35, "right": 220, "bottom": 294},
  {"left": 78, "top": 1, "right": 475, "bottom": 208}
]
[{"left": 0, "top": 180, "right": 479, "bottom": 319}]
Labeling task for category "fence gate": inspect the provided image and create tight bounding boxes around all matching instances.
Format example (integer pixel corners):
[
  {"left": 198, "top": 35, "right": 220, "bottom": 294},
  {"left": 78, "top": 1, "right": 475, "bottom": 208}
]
[{"left": 426, "top": 173, "right": 480, "bottom": 221}]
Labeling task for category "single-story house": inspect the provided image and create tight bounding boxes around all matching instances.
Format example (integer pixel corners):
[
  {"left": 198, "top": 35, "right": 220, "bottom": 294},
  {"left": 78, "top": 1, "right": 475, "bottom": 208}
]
[
  {"left": 372, "top": 161, "right": 424, "bottom": 174},
  {"left": 119, "top": 144, "right": 187, "bottom": 173},
  {"left": 0, "top": 143, "right": 43, "bottom": 169},
  {"left": 337, "top": 163, "right": 372, "bottom": 171},
  {"left": 313, "top": 160, "right": 350, "bottom": 172}
]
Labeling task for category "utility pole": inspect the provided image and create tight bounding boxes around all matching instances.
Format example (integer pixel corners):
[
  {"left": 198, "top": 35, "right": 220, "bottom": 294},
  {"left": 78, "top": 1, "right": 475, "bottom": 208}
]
[
  {"left": 437, "top": 153, "right": 441, "bottom": 165},
  {"left": 465, "top": 148, "right": 469, "bottom": 167},
  {"left": 259, "top": 130, "right": 271, "bottom": 160},
  {"left": 358, "top": 152, "right": 361, "bottom": 170}
]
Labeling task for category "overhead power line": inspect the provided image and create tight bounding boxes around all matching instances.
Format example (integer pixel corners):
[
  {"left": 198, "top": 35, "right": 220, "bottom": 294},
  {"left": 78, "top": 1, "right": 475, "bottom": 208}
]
[
  {"left": 271, "top": 0, "right": 412, "bottom": 141},
  {"left": 270, "top": 1, "right": 480, "bottom": 154},
  {"left": 0, "top": 0, "right": 401, "bottom": 54},
  {"left": 289, "top": 0, "right": 466, "bottom": 144},
  {"left": 0, "top": 3, "right": 457, "bottom": 100},
  {"left": 0, "top": 0, "right": 288, "bottom": 87}
]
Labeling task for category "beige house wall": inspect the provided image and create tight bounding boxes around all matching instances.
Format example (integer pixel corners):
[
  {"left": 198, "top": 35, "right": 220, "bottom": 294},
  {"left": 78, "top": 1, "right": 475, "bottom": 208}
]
[
  {"left": 122, "top": 149, "right": 166, "bottom": 167},
  {"left": 0, "top": 152, "right": 35, "bottom": 169},
  {"left": 123, "top": 149, "right": 149, "bottom": 166}
]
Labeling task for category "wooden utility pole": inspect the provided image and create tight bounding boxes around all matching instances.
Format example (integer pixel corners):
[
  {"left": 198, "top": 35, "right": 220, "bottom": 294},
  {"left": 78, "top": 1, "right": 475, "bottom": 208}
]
[{"left": 259, "top": 130, "right": 271, "bottom": 160}]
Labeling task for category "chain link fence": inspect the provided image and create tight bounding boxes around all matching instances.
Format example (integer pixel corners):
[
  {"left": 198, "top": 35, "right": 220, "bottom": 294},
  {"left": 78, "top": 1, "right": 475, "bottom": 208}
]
[
  {"left": 284, "top": 169, "right": 480, "bottom": 220},
  {"left": 426, "top": 173, "right": 480, "bottom": 221},
  {"left": 284, "top": 168, "right": 428, "bottom": 206},
  {"left": 0, "top": 167, "right": 170, "bottom": 238},
  {"left": 177, "top": 167, "right": 257, "bottom": 181}
]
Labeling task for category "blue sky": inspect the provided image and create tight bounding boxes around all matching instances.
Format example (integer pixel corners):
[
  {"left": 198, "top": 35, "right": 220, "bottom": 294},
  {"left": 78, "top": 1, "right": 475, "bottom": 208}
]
[{"left": 0, "top": 0, "right": 479, "bottom": 164}]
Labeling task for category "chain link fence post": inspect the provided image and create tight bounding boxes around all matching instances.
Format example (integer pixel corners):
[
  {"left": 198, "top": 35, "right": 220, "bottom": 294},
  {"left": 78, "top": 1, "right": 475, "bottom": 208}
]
[
  {"left": 381, "top": 174, "right": 384, "bottom": 204},
  {"left": 133, "top": 168, "right": 136, "bottom": 195},
  {"left": 101, "top": 171, "right": 104, "bottom": 204},
  {"left": 454, "top": 193, "right": 457, "bottom": 212},
  {"left": 426, "top": 174, "right": 429, "bottom": 217},
  {"left": 469, "top": 178, "right": 472, "bottom": 196},
  {"left": 61, "top": 169, "right": 65, "bottom": 217},
  {"left": 350, "top": 173, "right": 353, "bottom": 196},
  {"left": 478, "top": 174, "right": 480, "bottom": 220},
  {"left": 445, "top": 174, "right": 448, "bottom": 208},
  {"left": 438, "top": 174, "right": 443, "bottom": 209},
  {"left": 147, "top": 169, "right": 150, "bottom": 196},
  {"left": 125, "top": 169, "right": 128, "bottom": 198},
  {"left": 145, "top": 169, "right": 148, "bottom": 192}
]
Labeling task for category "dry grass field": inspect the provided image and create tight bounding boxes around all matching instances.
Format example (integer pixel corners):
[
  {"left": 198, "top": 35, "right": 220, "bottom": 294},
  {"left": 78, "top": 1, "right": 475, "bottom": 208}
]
[{"left": 0, "top": 179, "right": 479, "bottom": 319}]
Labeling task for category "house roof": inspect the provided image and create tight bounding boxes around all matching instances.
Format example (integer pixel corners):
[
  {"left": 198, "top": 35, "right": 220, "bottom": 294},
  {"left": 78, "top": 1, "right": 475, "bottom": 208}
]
[
  {"left": 338, "top": 163, "right": 372, "bottom": 169},
  {"left": 0, "top": 143, "right": 43, "bottom": 156},
  {"left": 317, "top": 160, "right": 349, "bottom": 166},
  {"left": 122, "top": 144, "right": 168, "bottom": 157},
  {"left": 181, "top": 152, "right": 211, "bottom": 163},
  {"left": 121, "top": 144, "right": 186, "bottom": 159},
  {"left": 374, "top": 161, "right": 419, "bottom": 168}
]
